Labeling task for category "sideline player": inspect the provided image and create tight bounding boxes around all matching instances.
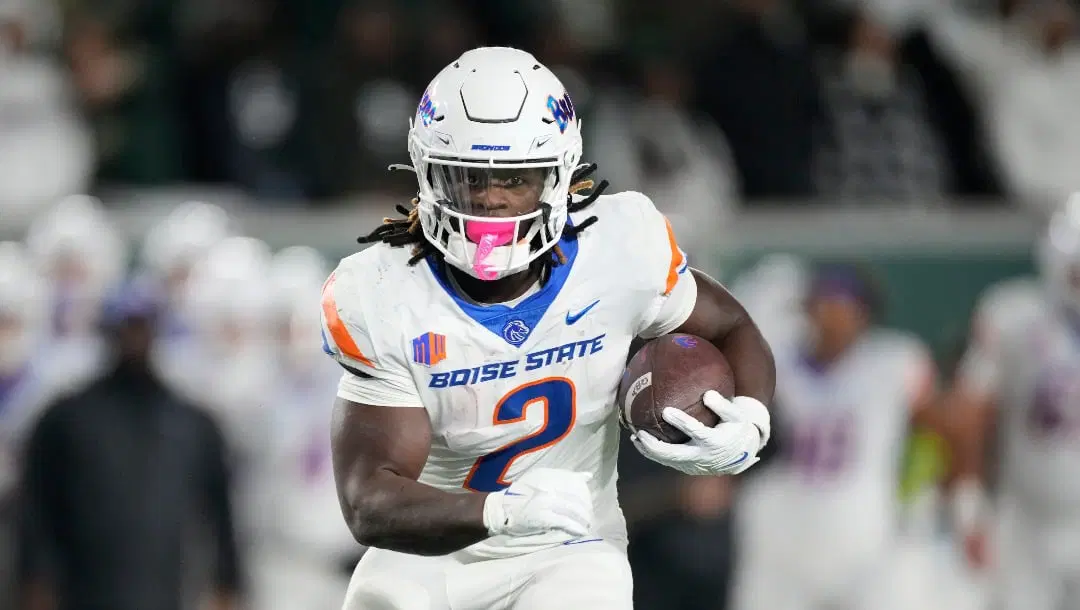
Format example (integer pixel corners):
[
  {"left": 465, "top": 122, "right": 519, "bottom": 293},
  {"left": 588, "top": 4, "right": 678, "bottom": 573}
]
[
  {"left": 948, "top": 195, "right": 1080, "bottom": 610},
  {"left": 320, "top": 47, "right": 775, "bottom": 610},
  {"left": 730, "top": 264, "right": 947, "bottom": 610}
]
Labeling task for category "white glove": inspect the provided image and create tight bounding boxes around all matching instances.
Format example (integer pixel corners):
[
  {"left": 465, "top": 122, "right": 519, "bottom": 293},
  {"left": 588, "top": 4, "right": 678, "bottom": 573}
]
[
  {"left": 632, "top": 391, "right": 771, "bottom": 476},
  {"left": 482, "top": 468, "right": 594, "bottom": 539}
]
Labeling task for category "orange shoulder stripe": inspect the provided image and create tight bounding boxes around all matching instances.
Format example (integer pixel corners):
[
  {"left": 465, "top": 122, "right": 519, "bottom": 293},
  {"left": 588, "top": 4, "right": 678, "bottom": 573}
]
[
  {"left": 320, "top": 272, "right": 375, "bottom": 367},
  {"left": 663, "top": 217, "right": 686, "bottom": 295}
]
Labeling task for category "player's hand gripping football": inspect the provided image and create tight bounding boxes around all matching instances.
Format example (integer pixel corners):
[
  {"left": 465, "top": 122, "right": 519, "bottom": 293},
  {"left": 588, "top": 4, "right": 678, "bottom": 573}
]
[
  {"left": 632, "top": 390, "right": 771, "bottom": 476},
  {"left": 482, "top": 468, "right": 594, "bottom": 539}
]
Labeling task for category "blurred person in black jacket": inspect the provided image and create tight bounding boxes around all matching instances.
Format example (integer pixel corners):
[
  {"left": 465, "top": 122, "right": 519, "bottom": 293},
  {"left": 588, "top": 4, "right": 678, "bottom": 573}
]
[
  {"left": 17, "top": 280, "right": 242, "bottom": 610},
  {"left": 694, "top": 0, "right": 822, "bottom": 199}
]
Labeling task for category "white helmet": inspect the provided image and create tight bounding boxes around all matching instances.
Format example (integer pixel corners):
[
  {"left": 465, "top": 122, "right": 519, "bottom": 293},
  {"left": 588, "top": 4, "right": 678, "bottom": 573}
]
[
  {"left": 141, "top": 201, "right": 233, "bottom": 286},
  {"left": 25, "top": 195, "right": 126, "bottom": 332},
  {"left": 270, "top": 246, "right": 330, "bottom": 366},
  {"left": 409, "top": 47, "right": 583, "bottom": 280},
  {"left": 184, "top": 237, "right": 276, "bottom": 352},
  {"left": 269, "top": 246, "right": 329, "bottom": 311},
  {"left": 1039, "top": 194, "right": 1080, "bottom": 313},
  {"left": 0, "top": 241, "right": 48, "bottom": 374}
]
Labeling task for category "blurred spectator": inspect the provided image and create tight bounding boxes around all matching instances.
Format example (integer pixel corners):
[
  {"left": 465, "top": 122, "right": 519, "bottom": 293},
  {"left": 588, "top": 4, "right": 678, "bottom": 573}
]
[
  {"left": 307, "top": 1, "right": 416, "bottom": 198},
  {"left": 65, "top": 13, "right": 184, "bottom": 185},
  {"left": 139, "top": 202, "right": 234, "bottom": 337},
  {"left": 812, "top": 9, "right": 949, "bottom": 203},
  {"left": 898, "top": 23, "right": 1004, "bottom": 199},
  {"left": 587, "top": 49, "right": 737, "bottom": 245},
  {"left": 178, "top": 0, "right": 310, "bottom": 199},
  {"left": 694, "top": 0, "right": 822, "bottom": 199},
  {"left": 0, "top": 243, "right": 57, "bottom": 610},
  {"left": 986, "top": 1, "right": 1080, "bottom": 215},
  {"left": 24, "top": 196, "right": 126, "bottom": 395},
  {"left": 171, "top": 237, "right": 279, "bottom": 571},
  {"left": 248, "top": 247, "right": 359, "bottom": 610},
  {"left": 0, "top": 0, "right": 93, "bottom": 211},
  {"left": 138, "top": 202, "right": 235, "bottom": 399},
  {"left": 17, "top": 279, "right": 242, "bottom": 610}
]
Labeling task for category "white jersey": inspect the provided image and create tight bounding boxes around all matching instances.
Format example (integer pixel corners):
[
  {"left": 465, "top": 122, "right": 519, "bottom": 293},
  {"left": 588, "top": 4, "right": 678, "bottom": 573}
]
[
  {"left": 320, "top": 191, "right": 697, "bottom": 559},
  {"left": 733, "top": 330, "right": 934, "bottom": 610},
  {"left": 765, "top": 330, "right": 933, "bottom": 545},
  {"left": 958, "top": 278, "right": 1080, "bottom": 522},
  {"left": 0, "top": 359, "right": 62, "bottom": 496}
]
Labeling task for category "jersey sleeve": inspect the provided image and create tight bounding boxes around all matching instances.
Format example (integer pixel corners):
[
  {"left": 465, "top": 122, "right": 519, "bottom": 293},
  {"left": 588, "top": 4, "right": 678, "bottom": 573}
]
[
  {"left": 955, "top": 281, "right": 1040, "bottom": 400},
  {"left": 320, "top": 262, "right": 423, "bottom": 408},
  {"left": 625, "top": 192, "right": 699, "bottom": 338}
]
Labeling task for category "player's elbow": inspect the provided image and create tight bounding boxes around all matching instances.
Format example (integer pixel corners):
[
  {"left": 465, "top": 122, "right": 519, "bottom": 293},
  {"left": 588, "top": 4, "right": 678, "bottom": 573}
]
[{"left": 340, "top": 482, "right": 399, "bottom": 548}]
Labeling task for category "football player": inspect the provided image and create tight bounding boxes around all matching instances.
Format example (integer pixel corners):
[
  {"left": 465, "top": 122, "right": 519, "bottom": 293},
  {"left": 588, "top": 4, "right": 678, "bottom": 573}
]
[
  {"left": 252, "top": 247, "right": 357, "bottom": 610},
  {"left": 24, "top": 195, "right": 126, "bottom": 392},
  {"left": 948, "top": 195, "right": 1080, "bottom": 610},
  {"left": 322, "top": 47, "right": 775, "bottom": 610},
  {"left": 730, "top": 264, "right": 946, "bottom": 610}
]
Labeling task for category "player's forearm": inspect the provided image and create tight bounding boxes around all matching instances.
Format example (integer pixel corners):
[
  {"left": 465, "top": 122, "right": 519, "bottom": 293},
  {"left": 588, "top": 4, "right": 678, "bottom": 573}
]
[
  {"left": 683, "top": 270, "right": 776, "bottom": 404},
  {"left": 342, "top": 469, "right": 489, "bottom": 555},
  {"left": 714, "top": 320, "right": 775, "bottom": 405}
]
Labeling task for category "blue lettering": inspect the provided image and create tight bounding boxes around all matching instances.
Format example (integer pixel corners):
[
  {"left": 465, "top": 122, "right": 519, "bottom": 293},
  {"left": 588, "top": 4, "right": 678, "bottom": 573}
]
[
  {"left": 499, "top": 361, "right": 517, "bottom": 379},
  {"left": 555, "top": 342, "right": 577, "bottom": 364},
  {"left": 589, "top": 334, "right": 605, "bottom": 355},
  {"left": 449, "top": 369, "right": 471, "bottom": 387},
  {"left": 429, "top": 372, "right": 450, "bottom": 388},
  {"left": 524, "top": 350, "right": 548, "bottom": 371},
  {"left": 427, "top": 335, "right": 605, "bottom": 389},
  {"left": 478, "top": 363, "right": 502, "bottom": 383}
]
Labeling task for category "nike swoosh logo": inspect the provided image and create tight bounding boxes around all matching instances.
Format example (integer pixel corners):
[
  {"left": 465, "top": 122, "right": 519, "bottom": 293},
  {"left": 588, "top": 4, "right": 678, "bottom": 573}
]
[
  {"left": 504, "top": 491, "right": 525, "bottom": 497},
  {"left": 563, "top": 537, "right": 603, "bottom": 546},
  {"left": 721, "top": 452, "right": 749, "bottom": 470},
  {"left": 565, "top": 300, "right": 600, "bottom": 325}
]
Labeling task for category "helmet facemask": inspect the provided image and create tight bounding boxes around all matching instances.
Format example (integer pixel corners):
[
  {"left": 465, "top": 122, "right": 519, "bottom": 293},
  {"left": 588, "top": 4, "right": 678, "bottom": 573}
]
[{"left": 415, "top": 150, "right": 574, "bottom": 280}]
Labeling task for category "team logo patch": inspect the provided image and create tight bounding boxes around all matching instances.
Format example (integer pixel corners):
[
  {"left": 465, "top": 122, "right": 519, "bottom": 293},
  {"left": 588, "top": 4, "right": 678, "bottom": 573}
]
[
  {"left": 673, "top": 335, "right": 698, "bottom": 349},
  {"left": 546, "top": 92, "right": 575, "bottom": 134},
  {"left": 502, "top": 319, "right": 531, "bottom": 346},
  {"left": 417, "top": 90, "right": 438, "bottom": 127},
  {"left": 412, "top": 332, "right": 448, "bottom": 366}
]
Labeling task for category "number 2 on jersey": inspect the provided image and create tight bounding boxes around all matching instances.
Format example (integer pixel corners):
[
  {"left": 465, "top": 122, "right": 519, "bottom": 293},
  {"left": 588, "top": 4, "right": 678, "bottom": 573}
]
[{"left": 463, "top": 377, "right": 577, "bottom": 492}]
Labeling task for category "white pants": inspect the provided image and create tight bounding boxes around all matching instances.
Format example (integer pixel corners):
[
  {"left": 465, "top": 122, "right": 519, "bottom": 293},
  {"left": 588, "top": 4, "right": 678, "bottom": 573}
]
[
  {"left": 731, "top": 479, "right": 914, "bottom": 610},
  {"left": 342, "top": 539, "right": 633, "bottom": 610},
  {"left": 995, "top": 506, "right": 1080, "bottom": 610},
  {"left": 251, "top": 547, "right": 352, "bottom": 610}
]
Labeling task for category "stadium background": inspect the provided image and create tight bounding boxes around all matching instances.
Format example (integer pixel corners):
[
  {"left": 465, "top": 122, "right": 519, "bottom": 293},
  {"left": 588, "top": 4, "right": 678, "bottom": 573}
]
[{"left": 0, "top": 0, "right": 1069, "bottom": 607}]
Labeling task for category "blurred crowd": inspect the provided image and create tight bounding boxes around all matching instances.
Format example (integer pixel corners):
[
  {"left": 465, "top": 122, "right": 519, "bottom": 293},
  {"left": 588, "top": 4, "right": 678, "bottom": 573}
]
[
  {"left": 0, "top": 0, "right": 1079, "bottom": 609},
  {"left": 3, "top": 198, "right": 358, "bottom": 610},
  {"left": 1, "top": 0, "right": 1079, "bottom": 215}
]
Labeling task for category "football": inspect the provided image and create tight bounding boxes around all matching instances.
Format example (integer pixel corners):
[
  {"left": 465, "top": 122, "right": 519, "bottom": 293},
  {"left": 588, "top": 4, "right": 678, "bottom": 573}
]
[{"left": 618, "top": 333, "right": 735, "bottom": 444}]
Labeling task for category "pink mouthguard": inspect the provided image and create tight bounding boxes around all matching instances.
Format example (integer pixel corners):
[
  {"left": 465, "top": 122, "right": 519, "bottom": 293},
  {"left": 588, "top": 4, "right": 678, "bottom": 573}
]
[{"left": 465, "top": 220, "right": 516, "bottom": 280}]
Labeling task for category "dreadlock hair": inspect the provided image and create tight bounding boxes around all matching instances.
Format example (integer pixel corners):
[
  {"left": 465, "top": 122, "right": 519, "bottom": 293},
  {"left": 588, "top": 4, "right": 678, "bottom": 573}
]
[{"left": 357, "top": 162, "right": 610, "bottom": 281}]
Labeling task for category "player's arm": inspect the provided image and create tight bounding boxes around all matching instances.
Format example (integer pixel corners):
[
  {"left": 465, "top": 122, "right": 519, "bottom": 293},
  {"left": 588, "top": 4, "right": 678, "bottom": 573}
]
[
  {"left": 943, "top": 315, "right": 1003, "bottom": 568},
  {"left": 630, "top": 194, "right": 773, "bottom": 475},
  {"left": 331, "top": 399, "right": 490, "bottom": 555},
  {"left": 674, "top": 269, "right": 776, "bottom": 406}
]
